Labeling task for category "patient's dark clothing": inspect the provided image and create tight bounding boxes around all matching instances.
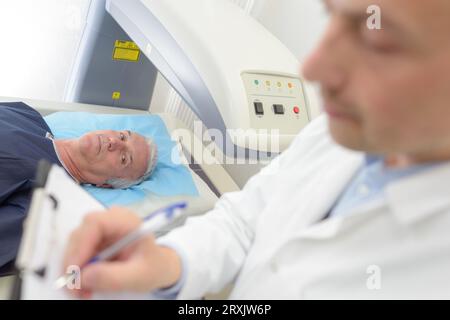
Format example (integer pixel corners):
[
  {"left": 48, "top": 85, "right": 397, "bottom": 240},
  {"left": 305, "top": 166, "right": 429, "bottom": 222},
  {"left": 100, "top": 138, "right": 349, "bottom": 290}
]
[{"left": 0, "top": 102, "right": 62, "bottom": 268}]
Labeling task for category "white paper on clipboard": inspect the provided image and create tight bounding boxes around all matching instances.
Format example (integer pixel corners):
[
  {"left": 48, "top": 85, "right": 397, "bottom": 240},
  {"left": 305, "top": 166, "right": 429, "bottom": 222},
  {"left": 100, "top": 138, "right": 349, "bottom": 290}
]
[
  {"left": 17, "top": 165, "right": 106, "bottom": 300},
  {"left": 16, "top": 165, "right": 166, "bottom": 300}
]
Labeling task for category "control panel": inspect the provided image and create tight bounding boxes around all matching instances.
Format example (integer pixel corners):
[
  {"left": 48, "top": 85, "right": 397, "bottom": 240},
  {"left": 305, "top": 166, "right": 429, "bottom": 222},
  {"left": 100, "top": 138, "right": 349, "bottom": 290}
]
[{"left": 242, "top": 72, "right": 310, "bottom": 135}]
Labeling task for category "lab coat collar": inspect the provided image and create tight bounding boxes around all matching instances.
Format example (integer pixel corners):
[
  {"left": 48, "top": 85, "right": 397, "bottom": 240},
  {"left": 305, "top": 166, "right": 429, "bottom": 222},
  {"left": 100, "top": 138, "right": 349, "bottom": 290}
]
[
  {"left": 296, "top": 158, "right": 450, "bottom": 241},
  {"left": 273, "top": 148, "right": 365, "bottom": 245},
  {"left": 386, "top": 161, "right": 450, "bottom": 225}
]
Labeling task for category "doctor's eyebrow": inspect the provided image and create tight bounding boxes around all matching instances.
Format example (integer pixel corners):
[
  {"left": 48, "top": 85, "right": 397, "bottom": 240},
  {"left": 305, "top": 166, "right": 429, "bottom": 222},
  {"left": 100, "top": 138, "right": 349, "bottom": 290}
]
[{"left": 322, "top": 0, "right": 376, "bottom": 15}]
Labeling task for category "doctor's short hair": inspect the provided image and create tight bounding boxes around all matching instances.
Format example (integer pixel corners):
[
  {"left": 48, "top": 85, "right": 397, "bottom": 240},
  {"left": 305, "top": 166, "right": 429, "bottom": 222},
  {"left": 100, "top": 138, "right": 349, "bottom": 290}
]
[{"left": 106, "top": 137, "right": 158, "bottom": 189}]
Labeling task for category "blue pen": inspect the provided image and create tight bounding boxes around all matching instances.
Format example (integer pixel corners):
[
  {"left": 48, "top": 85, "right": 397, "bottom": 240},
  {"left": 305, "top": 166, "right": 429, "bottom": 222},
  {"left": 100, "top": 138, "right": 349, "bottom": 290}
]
[
  {"left": 88, "top": 202, "right": 187, "bottom": 264},
  {"left": 55, "top": 201, "right": 188, "bottom": 289}
]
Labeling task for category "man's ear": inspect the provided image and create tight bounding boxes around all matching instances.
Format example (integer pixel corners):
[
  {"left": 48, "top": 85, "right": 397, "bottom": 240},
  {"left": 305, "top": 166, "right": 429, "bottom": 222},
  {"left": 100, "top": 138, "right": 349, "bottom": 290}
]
[{"left": 96, "top": 183, "right": 113, "bottom": 189}]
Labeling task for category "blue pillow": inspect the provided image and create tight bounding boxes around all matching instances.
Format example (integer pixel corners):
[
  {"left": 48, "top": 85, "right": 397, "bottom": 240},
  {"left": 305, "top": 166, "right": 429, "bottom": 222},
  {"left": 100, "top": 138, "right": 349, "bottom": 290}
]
[{"left": 44, "top": 112, "right": 198, "bottom": 207}]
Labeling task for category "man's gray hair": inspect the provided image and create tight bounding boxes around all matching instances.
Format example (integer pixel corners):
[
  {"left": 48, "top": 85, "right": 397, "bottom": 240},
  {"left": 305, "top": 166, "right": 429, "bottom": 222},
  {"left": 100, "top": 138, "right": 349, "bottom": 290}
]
[{"left": 107, "top": 137, "right": 158, "bottom": 189}]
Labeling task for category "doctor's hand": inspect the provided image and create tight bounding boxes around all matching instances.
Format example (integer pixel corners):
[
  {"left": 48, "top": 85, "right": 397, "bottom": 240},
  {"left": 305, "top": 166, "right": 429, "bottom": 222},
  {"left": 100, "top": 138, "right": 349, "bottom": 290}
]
[{"left": 62, "top": 207, "right": 182, "bottom": 299}]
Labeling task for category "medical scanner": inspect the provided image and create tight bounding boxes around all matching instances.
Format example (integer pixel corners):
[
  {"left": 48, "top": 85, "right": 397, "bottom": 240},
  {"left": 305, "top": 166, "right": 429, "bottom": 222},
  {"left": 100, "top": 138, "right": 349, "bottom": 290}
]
[
  {"left": 1, "top": 0, "right": 318, "bottom": 227},
  {"left": 0, "top": 0, "right": 319, "bottom": 297},
  {"left": 66, "top": 0, "right": 315, "bottom": 160},
  {"left": 0, "top": 0, "right": 318, "bottom": 238}
]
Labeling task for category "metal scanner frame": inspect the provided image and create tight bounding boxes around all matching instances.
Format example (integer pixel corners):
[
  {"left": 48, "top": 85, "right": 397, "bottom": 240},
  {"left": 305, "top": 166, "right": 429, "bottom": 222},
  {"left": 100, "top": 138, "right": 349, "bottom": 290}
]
[{"left": 106, "top": 0, "right": 280, "bottom": 161}]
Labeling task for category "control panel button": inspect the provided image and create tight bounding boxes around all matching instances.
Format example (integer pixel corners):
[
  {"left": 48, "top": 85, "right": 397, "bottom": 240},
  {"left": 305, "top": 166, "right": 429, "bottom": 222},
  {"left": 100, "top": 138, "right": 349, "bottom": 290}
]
[
  {"left": 293, "top": 106, "right": 300, "bottom": 114},
  {"left": 254, "top": 102, "right": 264, "bottom": 115},
  {"left": 273, "top": 104, "right": 285, "bottom": 115}
]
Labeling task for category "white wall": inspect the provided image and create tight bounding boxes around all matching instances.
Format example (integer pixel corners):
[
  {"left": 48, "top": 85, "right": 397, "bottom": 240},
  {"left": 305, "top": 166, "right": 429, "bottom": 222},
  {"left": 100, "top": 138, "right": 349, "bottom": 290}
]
[
  {"left": 252, "top": 0, "right": 328, "bottom": 64},
  {"left": 0, "top": 0, "right": 91, "bottom": 101}
]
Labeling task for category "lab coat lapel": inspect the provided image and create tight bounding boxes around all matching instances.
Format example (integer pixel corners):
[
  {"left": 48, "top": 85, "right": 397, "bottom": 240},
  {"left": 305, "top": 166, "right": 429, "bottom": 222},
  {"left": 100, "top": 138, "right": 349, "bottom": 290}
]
[{"left": 285, "top": 149, "right": 364, "bottom": 237}]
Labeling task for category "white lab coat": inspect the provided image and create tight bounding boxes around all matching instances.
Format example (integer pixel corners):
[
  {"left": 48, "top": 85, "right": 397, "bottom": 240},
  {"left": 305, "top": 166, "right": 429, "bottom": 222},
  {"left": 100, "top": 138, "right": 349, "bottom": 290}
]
[{"left": 160, "top": 115, "right": 450, "bottom": 299}]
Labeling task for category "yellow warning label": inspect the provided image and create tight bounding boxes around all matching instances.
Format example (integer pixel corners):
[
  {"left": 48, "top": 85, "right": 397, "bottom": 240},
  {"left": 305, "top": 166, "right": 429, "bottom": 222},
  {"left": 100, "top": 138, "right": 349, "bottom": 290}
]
[
  {"left": 112, "top": 92, "right": 121, "bottom": 100},
  {"left": 113, "top": 40, "right": 140, "bottom": 62},
  {"left": 115, "top": 40, "right": 140, "bottom": 50}
]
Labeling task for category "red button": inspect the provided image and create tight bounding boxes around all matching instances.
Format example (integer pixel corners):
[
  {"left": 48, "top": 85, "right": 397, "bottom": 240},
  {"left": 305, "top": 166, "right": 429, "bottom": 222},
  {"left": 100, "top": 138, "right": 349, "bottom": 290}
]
[{"left": 293, "top": 106, "right": 300, "bottom": 114}]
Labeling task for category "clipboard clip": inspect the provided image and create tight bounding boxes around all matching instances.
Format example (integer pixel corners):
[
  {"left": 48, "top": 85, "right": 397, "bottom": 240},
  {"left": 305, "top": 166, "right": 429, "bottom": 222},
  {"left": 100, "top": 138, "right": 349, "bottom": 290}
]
[
  {"left": 16, "top": 160, "right": 60, "bottom": 277},
  {"left": 10, "top": 160, "right": 58, "bottom": 299}
]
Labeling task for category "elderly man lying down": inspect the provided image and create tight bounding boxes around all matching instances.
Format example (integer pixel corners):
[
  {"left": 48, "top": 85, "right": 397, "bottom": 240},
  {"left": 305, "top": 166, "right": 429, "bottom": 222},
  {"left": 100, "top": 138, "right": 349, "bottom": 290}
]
[{"left": 0, "top": 102, "right": 158, "bottom": 269}]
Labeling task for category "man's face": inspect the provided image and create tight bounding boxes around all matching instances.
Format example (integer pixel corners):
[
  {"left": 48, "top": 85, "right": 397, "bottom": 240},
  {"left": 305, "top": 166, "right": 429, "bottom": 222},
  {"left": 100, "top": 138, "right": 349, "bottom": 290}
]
[
  {"left": 77, "top": 130, "right": 150, "bottom": 186},
  {"left": 303, "top": 0, "right": 450, "bottom": 159}
]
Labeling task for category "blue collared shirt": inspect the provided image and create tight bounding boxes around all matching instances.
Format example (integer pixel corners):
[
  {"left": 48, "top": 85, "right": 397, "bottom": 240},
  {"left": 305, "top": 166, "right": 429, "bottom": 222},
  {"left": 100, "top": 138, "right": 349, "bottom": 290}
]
[{"left": 328, "top": 155, "right": 435, "bottom": 218}]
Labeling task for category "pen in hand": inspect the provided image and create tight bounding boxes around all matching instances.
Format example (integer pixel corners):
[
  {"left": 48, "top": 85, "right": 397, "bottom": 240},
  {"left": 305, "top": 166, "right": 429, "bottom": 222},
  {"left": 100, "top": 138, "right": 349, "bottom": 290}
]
[{"left": 55, "top": 202, "right": 188, "bottom": 290}]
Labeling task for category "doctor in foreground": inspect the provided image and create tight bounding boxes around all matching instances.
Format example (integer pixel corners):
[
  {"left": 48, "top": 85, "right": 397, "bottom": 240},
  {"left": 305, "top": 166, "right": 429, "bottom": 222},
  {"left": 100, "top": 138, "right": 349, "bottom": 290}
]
[{"left": 64, "top": 0, "right": 450, "bottom": 299}]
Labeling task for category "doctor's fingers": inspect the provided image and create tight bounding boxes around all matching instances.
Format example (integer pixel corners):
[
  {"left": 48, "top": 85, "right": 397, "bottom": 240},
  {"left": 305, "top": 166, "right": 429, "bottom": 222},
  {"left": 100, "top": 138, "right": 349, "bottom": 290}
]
[
  {"left": 78, "top": 237, "right": 160, "bottom": 293},
  {"left": 63, "top": 207, "right": 142, "bottom": 272}
]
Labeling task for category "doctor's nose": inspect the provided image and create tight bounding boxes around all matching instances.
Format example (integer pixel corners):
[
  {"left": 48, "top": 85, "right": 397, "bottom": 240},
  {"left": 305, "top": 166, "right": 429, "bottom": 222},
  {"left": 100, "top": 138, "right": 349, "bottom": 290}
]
[
  {"left": 302, "top": 19, "right": 348, "bottom": 92},
  {"left": 107, "top": 137, "right": 125, "bottom": 152}
]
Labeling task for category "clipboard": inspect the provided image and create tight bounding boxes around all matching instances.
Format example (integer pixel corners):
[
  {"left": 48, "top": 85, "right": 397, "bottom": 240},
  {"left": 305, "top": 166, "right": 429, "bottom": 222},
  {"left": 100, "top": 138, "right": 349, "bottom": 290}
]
[
  {"left": 10, "top": 160, "right": 52, "bottom": 299},
  {"left": 10, "top": 160, "right": 106, "bottom": 299}
]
